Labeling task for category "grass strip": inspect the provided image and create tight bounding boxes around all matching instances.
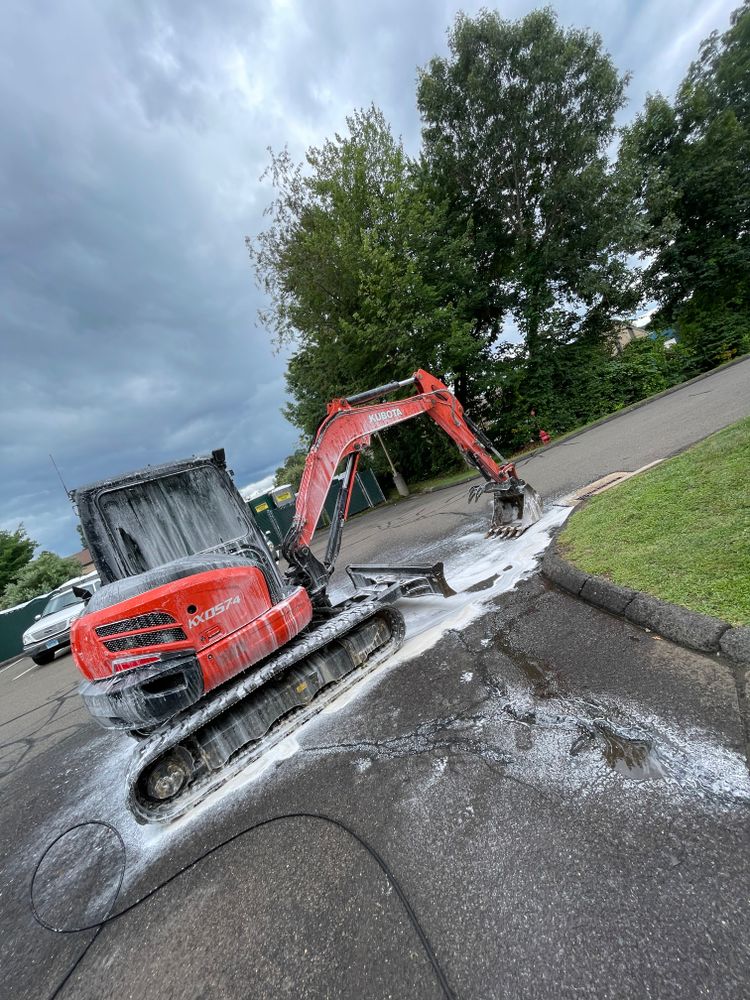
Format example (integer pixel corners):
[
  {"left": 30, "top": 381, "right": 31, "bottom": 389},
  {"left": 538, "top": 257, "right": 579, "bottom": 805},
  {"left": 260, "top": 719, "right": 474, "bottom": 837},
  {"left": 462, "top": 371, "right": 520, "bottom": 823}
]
[
  {"left": 558, "top": 416, "right": 750, "bottom": 626},
  {"left": 383, "top": 467, "right": 479, "bottom": 501}
]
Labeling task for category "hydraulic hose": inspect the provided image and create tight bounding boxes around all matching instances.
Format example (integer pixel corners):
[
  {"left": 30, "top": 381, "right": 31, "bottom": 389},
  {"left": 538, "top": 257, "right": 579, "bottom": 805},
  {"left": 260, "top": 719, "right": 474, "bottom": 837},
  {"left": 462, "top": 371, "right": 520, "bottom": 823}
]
[{"left": 30, "top": 811, "right": 457, "bottom": 1000}]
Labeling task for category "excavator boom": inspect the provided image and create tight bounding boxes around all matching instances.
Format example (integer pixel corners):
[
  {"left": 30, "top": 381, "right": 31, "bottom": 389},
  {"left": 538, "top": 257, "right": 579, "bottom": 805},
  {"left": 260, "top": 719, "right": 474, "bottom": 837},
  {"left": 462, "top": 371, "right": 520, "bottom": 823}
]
[{"left": 283, "top": 368, "right": 543, "bottom": 599}]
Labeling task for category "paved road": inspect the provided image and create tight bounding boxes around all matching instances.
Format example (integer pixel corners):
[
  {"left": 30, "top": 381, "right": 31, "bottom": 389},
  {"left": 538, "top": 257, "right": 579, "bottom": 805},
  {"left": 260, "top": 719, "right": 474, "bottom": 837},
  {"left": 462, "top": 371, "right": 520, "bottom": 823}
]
[
  {"left": 320, "top": 355, "right": 750, "bottom": 582},
  {"left": 2, "top": 358, "right": 749, "bottom": 999}
]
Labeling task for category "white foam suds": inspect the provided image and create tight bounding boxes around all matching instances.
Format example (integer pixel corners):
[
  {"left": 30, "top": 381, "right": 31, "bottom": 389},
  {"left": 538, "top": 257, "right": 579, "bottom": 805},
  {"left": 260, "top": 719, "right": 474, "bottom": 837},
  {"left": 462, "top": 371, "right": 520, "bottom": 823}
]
[
  {"left": 142, "top": 736, "right": 302, "bottom": 845},
  {"left": 404, "top": 506, "right": 569, "bottom": 643},
  {"left": 320, "top": 505, "right": 570, "bottom": 717},
  {"left": 394, "top": 503, "right": 570, "bottom": 649},
  {"left": 499, "top": 696, "right": 750, "bottom": 808},
  {"left": 36, "top": 729, "right": 305, "bottom": 878}
]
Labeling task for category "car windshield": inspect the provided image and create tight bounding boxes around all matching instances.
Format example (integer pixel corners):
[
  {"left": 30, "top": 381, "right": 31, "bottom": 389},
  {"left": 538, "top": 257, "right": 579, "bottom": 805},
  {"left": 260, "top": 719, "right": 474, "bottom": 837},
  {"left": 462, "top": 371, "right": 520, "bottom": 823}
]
[{"left": 42, "top": 590, "right": 83, "bottom": 616}]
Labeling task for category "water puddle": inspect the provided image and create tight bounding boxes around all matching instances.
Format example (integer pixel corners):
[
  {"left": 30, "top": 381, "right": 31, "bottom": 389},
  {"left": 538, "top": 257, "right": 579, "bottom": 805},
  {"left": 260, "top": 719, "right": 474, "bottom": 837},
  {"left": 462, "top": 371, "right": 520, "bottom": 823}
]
[
  {"left": 592, "top": 719, "right": 666, "bottom": 781},
  {"left": 484, "top": 634, "right": 667, "bottom": 783},
  {"left": 570, "top": 718, "right": 665, "bottom": 780},
  {"left": 491, "top": 633, "right": 560, "bottom": 699}
]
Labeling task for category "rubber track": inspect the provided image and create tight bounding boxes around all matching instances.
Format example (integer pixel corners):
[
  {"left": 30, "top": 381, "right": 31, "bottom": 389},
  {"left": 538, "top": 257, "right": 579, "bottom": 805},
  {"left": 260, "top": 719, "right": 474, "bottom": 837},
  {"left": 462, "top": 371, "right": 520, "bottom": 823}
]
[{"left": 128, "top": 599, "right": 405, "bottom": 823}]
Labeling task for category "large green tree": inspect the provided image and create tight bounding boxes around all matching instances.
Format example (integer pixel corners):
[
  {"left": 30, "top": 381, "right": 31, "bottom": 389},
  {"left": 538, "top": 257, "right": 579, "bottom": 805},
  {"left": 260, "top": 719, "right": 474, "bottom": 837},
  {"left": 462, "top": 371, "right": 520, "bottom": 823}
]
[
  {"left": 0, "top": 525, "right": 36, "bottom": 596},
  {"left": 621, "top": 1, "right": 750, "bottom": 370},
  {"left": 417, "top": 8, "right": 639, "bottom": 416},
  {"left": 248, "top": 106, "right": 482, "bottom": 480}
]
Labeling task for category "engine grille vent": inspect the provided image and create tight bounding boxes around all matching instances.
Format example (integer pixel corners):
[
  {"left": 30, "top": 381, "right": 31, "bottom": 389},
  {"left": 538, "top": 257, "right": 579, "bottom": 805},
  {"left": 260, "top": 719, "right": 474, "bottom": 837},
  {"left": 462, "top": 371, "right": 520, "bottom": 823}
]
[
  {"left": 96, "top": 612, "right": 176, "bottom": 638},
  {"left": 104, "top": 627, "right": 187, "bottom": 652}
]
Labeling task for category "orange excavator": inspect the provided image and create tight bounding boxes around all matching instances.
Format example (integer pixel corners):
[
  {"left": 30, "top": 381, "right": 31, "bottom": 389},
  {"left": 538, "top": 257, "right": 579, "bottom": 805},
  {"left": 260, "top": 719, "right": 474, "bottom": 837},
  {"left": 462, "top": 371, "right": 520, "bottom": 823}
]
[{"left": 70, "top": 369, "right": 542, "bottom": 822}]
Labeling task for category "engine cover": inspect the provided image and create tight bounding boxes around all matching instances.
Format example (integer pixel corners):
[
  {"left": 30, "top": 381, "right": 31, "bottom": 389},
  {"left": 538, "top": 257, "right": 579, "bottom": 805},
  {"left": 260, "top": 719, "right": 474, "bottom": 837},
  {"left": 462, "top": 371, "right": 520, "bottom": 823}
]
[{"left": 71, "top": 558, "right": 313, "bottom": 698}]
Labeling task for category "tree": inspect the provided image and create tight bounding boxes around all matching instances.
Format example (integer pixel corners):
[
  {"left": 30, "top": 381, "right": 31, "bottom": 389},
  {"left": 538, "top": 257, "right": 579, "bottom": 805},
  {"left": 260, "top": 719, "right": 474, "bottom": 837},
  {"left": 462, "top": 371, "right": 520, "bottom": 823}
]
[
  {"left": 1, "top": 551, "right": 83, "bottom": 610},
  {"left": 0, "top": 525, "right": 36, "bottom": 595},
  {"left": 686, "top": 0, "right": 750, "bottom": 125},
  {"left": 621, "top": 1, "right": 750, "bottom": 370},
  {"left": 248, "top": 105, "right": 479, "bottom": 480},
  {"left": 274, "top": 448, "right": 309, "bottom": 492},
  {"left": 417, "top": 8, "right": 639, "bottom": 416}
]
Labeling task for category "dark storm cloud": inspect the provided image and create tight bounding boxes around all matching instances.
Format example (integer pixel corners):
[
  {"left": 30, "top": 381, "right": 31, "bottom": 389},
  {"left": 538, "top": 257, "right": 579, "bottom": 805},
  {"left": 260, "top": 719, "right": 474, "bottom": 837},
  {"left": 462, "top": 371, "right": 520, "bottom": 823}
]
[{"left": 0, "top": 0, "right": 737, "bottom": 554}]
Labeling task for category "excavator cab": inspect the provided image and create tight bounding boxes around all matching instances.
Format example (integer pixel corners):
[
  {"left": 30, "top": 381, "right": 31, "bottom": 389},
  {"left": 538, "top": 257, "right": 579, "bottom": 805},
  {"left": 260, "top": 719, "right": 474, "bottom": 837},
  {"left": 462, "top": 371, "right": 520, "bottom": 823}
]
[
  {"left": 75, "top": 448, "right": 281, "bottom": 589},
  {"left": 71, "top": 450, "right": 312, "bottom": 733}
]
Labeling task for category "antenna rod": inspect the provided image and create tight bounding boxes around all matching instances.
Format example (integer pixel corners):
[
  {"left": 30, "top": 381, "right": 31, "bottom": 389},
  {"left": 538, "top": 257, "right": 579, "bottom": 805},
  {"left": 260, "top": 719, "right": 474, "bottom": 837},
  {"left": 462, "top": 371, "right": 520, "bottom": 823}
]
[{"left": 49, "top": 454, "right": 72, "bottom": 500}]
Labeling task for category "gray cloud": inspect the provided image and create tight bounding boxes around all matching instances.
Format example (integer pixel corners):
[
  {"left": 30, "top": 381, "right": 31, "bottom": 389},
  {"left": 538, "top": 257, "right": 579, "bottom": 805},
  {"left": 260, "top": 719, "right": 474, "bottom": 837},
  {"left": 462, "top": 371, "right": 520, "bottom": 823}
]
[{"left": 0, "top": 0, "right": 738, "bottom": 554}]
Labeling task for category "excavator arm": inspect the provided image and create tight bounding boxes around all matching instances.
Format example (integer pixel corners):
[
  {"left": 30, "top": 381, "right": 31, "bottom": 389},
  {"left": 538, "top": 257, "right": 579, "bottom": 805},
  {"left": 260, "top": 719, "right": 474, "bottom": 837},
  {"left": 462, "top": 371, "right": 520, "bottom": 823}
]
[{"left": 282, "top": 368, "right": 542, "bottom": 601}]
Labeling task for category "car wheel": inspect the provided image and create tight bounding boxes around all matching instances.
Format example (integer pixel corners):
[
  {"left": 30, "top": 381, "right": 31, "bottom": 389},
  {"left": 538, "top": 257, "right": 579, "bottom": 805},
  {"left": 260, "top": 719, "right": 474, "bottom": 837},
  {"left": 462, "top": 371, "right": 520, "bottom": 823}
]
[{"left": 32, "top": 650, "right": 55, "bottom": 665}]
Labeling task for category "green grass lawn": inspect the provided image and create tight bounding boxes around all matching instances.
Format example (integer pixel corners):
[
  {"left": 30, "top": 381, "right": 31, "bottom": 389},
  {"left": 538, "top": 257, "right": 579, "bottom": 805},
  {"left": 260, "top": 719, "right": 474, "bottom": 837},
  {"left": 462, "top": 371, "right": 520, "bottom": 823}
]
[{"left": 558, "top": 416, "right": 750, "bottom": 626}]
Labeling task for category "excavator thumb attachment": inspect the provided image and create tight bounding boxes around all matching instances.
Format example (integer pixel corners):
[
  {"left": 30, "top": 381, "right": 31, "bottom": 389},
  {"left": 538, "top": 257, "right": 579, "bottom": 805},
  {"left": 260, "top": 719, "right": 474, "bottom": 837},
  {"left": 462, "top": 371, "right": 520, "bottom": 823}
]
[{"left": 469, "top": 479, "right": 544, "bottom": 539}]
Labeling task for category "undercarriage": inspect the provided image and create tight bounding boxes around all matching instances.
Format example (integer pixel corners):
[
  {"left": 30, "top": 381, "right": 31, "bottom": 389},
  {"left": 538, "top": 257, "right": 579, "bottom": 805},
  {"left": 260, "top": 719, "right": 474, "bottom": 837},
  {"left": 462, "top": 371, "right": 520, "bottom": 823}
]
[{"left": 126, "top": 568, "right": 448, "bottom": 823}]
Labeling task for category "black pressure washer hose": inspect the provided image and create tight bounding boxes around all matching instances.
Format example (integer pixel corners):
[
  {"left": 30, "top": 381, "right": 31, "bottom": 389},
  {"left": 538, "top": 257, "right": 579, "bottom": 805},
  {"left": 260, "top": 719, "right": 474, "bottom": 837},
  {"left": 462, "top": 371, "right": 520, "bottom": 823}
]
[{"left": 30, "top": 811, "right": 457, "bottom": 1000}]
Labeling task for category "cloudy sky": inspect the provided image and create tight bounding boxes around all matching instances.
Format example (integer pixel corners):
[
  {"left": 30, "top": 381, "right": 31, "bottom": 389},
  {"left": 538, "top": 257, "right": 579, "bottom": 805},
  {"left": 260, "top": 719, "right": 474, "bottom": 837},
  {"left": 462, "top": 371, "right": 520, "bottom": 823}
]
[{"left": 0, "top": 0, "right": 738, "bottom": 556}]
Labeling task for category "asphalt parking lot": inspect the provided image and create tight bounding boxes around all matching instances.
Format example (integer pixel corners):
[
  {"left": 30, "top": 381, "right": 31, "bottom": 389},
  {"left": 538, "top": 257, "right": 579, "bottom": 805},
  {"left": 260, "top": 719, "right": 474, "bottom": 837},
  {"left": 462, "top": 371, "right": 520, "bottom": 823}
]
[{"left": 2, "top": 357, "right": 750, "bottom": 999}]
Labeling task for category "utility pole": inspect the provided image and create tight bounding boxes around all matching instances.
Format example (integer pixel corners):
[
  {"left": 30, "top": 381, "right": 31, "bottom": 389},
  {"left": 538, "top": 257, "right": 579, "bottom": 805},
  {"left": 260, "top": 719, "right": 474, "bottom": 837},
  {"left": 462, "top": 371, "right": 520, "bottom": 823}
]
[{"left": 376, "top": 434, "right": 409, "bottom": 497}]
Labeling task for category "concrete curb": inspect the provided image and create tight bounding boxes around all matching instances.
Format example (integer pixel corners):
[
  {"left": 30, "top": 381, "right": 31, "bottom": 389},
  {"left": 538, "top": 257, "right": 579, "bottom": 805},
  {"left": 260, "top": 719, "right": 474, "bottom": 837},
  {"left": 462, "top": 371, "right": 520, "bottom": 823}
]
[{"left": 541, "top": 538, "right": 750, "bottom": 665}]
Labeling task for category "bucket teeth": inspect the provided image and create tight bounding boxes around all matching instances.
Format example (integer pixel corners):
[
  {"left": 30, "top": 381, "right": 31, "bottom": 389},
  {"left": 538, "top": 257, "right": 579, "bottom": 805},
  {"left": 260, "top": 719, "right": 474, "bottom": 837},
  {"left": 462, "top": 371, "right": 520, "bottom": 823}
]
[{"left": 487, "top": 524, "right": 523, "bottom": 539}]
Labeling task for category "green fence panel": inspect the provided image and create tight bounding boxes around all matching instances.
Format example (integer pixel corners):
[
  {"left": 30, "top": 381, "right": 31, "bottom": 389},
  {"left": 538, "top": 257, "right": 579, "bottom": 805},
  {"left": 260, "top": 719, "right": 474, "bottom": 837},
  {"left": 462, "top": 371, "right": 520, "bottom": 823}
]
[
  {"left": 322, "top": 472, "right": 385, "bottom": 519},
  {"left": 246, "top": 471, "right": 385, "bottom": 545},
  {"left": 350, "top": 478, "right": 369, "bottom": 516},
  {"left": 0, "top": 594, "right": 49, "bottom": 663},
  {"left": 272, "top": 504, "right": 295, "bottom": 540},
  {"left": 322, "top": 481, "right": 342, "bottom": 523},
  {"left": 251, "top": 507, "right": 282, "bottom": 546},
  {"left": 358, "top": 469, "right": 386, "bottom": 505},
  {"left": 247, "top": 503, "right": 296, "bottom": 546}
]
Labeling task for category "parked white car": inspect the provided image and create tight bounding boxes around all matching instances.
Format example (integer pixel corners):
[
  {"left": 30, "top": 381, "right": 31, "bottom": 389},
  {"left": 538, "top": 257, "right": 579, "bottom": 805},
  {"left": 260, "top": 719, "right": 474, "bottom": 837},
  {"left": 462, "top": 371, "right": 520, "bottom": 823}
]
[{"left": 21, "top": 574, "right": 99, "bottom": 665}]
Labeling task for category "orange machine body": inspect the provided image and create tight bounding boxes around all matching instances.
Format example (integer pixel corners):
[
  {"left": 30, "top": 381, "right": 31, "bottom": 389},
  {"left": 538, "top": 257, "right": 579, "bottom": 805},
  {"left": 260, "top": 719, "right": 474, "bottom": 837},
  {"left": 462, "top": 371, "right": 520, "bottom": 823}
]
[{"left": 71, "top": 566, "right": 313, "bottom": 694}]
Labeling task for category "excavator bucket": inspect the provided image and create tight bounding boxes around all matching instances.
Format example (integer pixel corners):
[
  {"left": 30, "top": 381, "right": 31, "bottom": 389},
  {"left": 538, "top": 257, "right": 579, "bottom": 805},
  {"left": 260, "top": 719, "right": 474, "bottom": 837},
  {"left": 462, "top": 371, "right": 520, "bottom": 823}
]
[
  {"left": 470, "top": 477, "right": 544, "bottom": 538},
  {"left": 489, "top": 482, "right": 543, "bottom": 538}
]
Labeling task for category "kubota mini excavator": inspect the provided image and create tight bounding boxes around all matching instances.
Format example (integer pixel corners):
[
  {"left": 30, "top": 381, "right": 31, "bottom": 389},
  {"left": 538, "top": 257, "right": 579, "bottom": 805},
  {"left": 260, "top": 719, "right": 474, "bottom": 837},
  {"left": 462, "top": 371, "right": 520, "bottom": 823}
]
[{"left": 70, "top": 369, "right": 542, "bottom": 822}]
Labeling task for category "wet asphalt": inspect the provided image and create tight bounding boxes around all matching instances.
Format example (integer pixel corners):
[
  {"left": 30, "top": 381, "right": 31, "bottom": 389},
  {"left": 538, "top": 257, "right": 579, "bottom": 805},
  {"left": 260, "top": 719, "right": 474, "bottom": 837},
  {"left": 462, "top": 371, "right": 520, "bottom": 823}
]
[{"left": 2, "top": 357, "right": 750, "bottom": 1000}]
